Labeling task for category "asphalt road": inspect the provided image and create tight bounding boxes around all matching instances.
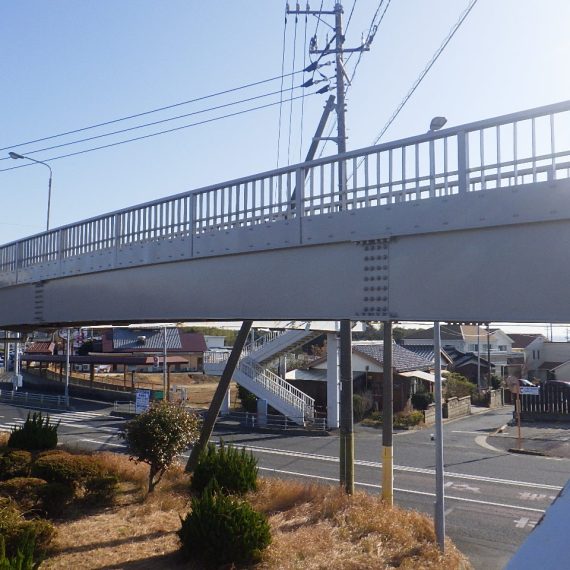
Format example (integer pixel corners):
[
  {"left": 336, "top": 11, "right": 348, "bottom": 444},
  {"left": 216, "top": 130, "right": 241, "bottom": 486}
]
[{"left": 1, "top": 400, "right": 567, "bottom": 570}]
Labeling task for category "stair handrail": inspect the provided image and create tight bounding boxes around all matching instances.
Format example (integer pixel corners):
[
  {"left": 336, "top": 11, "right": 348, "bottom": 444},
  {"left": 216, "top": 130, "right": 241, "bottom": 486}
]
[{"left": 238, "top": 357, "right": 315, "bottom": 419}]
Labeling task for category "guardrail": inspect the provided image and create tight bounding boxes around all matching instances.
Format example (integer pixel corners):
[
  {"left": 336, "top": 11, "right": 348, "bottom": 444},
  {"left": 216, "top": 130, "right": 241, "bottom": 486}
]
[
  {"left": 0, "top": 389, "right": 68, "bottom": 408},
  {"left": 1, "top": 100, "right": 569, "bottom": 276}
]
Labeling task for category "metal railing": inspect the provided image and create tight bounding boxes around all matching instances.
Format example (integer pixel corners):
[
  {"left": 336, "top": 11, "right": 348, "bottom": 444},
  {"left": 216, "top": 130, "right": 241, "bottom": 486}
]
[
  {"left": 218, "top": 410, "right": 326, "bottom": 431},
  {"left": 237, "top": 357, "right": 314, "bottom": 420},
  {"left": 0, "top": 389, "right": 68, "bottom": 408},
  {"left": 1, "top": 100, "right": 569, "bottom": 275}
]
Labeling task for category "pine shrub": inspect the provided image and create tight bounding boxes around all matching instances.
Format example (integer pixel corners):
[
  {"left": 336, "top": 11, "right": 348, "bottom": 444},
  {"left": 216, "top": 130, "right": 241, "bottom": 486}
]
[
  {"left": 191, "top": 442, "right": 258, "bottom": 496},
  {"left": 178, "top": 487, "right": 271, "bottom": 567},
  {"left": 31, "top": 452, "right": 102, "bottom": 489},
  {"left": 39, "top": 483, "right": 75, "bottom": 518},
  {"left": 0, "top": 532, "right": 35, "bottom": 570},
  {"left": 0, "top": 451, "right": 32, "bottom": 481},
  {"left": 0, "top": 478, "right": 47, "bottom": 512},
  {"left": 84, "top": 474, "right": 119, "bottom": 505},
  {"left": 8, "top": 413, "right": 59, "bottom": 451},
  {"left": 411, "top": 390, "right": 434, "bottom": 411}
]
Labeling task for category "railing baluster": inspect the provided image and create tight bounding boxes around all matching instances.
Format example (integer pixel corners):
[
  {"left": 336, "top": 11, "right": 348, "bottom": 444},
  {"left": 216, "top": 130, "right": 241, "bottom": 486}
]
[{"left": 457, "top": 131, "right": 469, "bottom": 193}]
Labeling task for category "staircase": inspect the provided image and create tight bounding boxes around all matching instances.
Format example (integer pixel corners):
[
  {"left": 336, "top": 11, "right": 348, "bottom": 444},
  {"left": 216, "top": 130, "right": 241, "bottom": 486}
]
[{"left": 203, "top": 324, "right": 321, "bottom": 425}]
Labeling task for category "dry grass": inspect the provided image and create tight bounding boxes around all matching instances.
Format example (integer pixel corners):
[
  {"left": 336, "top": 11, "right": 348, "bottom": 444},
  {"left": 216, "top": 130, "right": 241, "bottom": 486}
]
[
  {"left": 0, "top": 431, "right": 9, "bottom": 447},
  {"left": 41, "top": 456, "right": 472, "bottom": 570}
]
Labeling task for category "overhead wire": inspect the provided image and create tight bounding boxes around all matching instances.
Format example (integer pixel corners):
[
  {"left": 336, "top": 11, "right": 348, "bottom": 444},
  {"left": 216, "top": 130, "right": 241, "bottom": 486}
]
[
  {"left": 370, "top": 0, "right": 479, "bottom": 145},
  {"left": 276, "top": 6, "right": 289, "bottom": 168},
  {"left": 299, "top": 10, "right": 309, "bottom": 162},
  {"left": 1, "top": 84, "right": 310, "bottom": 161},
  {"left": 0, "top": 91, "right": 322, "bottom": 172},
  {"left": 2, "top": 69, "right": 306, "bottom": 154},
  {"left": 287, "top": 11, "right": 299, "bottom": 165}
]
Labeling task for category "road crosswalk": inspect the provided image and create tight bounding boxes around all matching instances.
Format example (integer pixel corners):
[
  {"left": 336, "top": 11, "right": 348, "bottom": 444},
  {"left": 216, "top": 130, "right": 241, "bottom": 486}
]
[{"left": 0, "top": 410, "right": 120, "bottom": 433}]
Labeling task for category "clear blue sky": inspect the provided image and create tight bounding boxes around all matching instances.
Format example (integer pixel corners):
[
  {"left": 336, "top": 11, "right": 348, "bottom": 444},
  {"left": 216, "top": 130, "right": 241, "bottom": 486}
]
[{"left": 1, "top": 1, "right": 569, "bottom": 334}]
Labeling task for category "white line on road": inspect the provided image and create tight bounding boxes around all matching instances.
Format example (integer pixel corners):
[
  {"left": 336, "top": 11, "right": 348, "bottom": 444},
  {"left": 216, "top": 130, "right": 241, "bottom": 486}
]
[
  {"left": 257, "top": 467, "right": 546, "bottom": 513},
  {"left": 79, "top": 438, "right": 125, "bottom": 448},
  {"left": 240, "top": 444, "right": 563, "bottom": 491}
]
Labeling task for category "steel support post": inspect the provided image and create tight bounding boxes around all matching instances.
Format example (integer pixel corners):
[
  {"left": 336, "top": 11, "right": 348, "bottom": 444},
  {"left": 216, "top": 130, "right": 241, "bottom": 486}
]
[
  {"left": 382, "top": 321, "right": 394, "bottom": 505},
  {"left": 434, "top": 321, "right": 446, "bottom": 551},
  {"left": 185, "top": 320, "right": 253, "bottom": 473},
  {"left": 339, "top": 319, "right": 353, "bottom": 494}
]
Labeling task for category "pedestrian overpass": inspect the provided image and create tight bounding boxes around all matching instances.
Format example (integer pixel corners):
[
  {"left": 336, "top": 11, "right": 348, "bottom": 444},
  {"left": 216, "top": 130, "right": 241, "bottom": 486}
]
[{"left": 1, "top": 100, "right": 570, "bottom": 328}]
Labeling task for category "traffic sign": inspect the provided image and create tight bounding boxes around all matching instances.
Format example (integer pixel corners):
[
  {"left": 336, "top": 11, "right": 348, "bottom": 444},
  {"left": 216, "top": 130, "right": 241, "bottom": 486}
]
[{"left": 520, "top": 386, "right": 540, "bottom": 396}]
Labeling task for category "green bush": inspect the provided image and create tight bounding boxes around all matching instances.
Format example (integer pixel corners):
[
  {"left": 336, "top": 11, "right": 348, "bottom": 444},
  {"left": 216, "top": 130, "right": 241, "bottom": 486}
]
[
  {"left": 411, "top": 390, "right": 434, "bottom": 411},
  {"left": 393, "top": 411, "right": 424, "bottom": 429},
  {"left": 0, "top": 478, "right": 47, "bottom": 512},
  {"left": 0, "top": 532, "right": 35, "bottom": 570},
  {"left": 8, "top": 413, "right": 59, "bottom": 451},
  {"left": 0, "top": 499, "right": 55, "bottom": 561},
  {"left": 178, "top": 488, "right": 271, "bottom": 567},
  {"left": 84, "top": 474, "right": 119, "bottom": 506},
  {"left": 39, "top": 483, "right": 75, "bottom": 518},
  {"left": 444, "top": 373, "right": 476, "bottom": 400},
  {"left": 0, "top": 451, "right": 32, "bottom": 481},
  {"left": 237, "top": 385, "right": 257, "bottom": 413},
  {"left": 31, "top": 452, "right": 102, "bottom": 489},
  {"left": 191, "top": 442, "right": 258, "bottom": 497}
]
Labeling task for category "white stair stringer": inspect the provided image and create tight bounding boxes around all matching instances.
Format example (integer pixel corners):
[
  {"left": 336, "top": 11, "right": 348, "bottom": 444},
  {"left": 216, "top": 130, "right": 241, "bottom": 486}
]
[
  {"left": 234, "top": 357, "right": 314, "bottom": 425},
  {"left": 247, "top": 328, "right": 322, "bottom": 366}
]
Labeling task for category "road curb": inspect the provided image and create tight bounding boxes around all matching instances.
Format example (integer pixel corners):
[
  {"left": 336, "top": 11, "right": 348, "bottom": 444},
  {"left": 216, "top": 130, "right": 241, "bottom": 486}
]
[{"left": 508, "top": 447, "right": 546, "bottom": 457}]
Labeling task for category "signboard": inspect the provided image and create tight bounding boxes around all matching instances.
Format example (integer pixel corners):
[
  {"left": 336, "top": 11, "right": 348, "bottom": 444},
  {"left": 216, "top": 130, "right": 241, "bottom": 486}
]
[
  {"left": 520, "top": 386, "right": 540, "bottom": 396},
  {"left": 135, "top": 389, "right": 151, "bottom": 414}
]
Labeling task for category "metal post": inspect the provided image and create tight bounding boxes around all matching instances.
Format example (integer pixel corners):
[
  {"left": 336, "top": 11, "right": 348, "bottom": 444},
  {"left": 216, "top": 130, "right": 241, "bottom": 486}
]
[
  {"left": 434, "top": 321, "right": 446, "bottom": 551},
  {"left": 477, "top": 325, "right": 481, "bottom": 391},
  {"left": 334, "top": 2, "right": 347, "bottom": 210},
  {"left": 339, "top": 319, "right": 353, "bottom": 494},
  {"left": 163, "top": 326, "right": 168, "bottom": 401},
  {"left": 185, "top": 320, "right": 253, "bottom": 473},
  {"left": 65, "top": 328, "right": 70, "bottom": 405},
  {"left": 13, "top": 333, "right": 20, "bottom": 390},
  {"left": 487, "top": 323, "right": 491, "bottom": 389},
  {"left": 382, "top": 321, "right": 394, "bottom": 505}
]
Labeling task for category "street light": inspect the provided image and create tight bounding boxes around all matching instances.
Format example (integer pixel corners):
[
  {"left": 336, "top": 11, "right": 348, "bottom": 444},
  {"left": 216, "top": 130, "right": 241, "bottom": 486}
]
[
  {"left": 429, "top": 116, "right": 447, "bottom": 132},
  {"left": 8, "top": 152, "right": 53, "bottom": 231}
]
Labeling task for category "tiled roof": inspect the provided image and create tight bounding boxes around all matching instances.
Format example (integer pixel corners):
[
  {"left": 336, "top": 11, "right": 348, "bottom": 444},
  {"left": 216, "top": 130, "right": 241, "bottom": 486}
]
[
  {"left": 538, "top": 361, "right": 565, "bottom": 371},
  {"left": 508, "top": 333, "right": 544, "bottom": 349},
  {"left": 401, "top": 345, "right": 452, "bottom": 364},
  {"left": 353, "top": 342, "right": 432, "bottom": 373},
  {"left": 402, "top": 325, "right": 462, "bottom": 342},
  {"left": 101, "top": 329, "right": 206, "bottom": 353}
]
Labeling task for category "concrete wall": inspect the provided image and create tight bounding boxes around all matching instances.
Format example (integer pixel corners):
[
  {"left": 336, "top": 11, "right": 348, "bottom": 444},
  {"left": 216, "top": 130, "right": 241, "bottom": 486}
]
[
  {"left": 443, "top": 395, "right": 471, "bottom": 419},
  {"left": 488, "top": 389, "right": 505, "bottom": 408},
  {"left": 423, "top": 403, "right": 436, "bottom": 426}
]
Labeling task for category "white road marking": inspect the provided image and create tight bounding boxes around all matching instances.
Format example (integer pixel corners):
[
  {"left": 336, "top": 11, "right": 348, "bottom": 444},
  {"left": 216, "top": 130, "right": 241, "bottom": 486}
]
[
  {"left": 452, "top": 431, "right": 487, "bottom": 435},
  {"left": 237, "top": 443, "right": 563, "bottom": 491},
  {"left": 514, "top": 517, "right": 537, "bottom": 529},
  {"left": 445, "top": 481, "right": 481, "bottom": 494},
  {"left": 79, "top": 438, "right": 125, "bottom": 448},
  {"left": 257, "top": 467, "right": 546, "bottom": 513}
]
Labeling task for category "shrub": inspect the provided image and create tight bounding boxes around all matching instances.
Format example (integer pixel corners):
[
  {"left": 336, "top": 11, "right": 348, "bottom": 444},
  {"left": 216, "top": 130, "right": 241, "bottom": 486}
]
[
  {"left": 0, "top": 499, "right": 55, "bottom": 560},
  {"left": 0, "top": 451, "right": 32, "bottom": 481},
  {"left": 84, "top": 474, "right": 119, "bottom": 505},
  {"left": 237, "top": 385, "right": 257, "bottom": 413},
  {"left": 122, "top": 401, "right": 200, "bottom": 493},
  {"left": 31, "top": 452, "right": 101, "bottom": 488},
  {"left": 490, "top": 375, "right": 502, "bottom": 390},
  {"left": 39, "top": 483, "right": 75, "bottom": 518},
  {"left": 353, "top": 392, "right": 374, "bottom": 422},
  {"left": 178, "top": 488, "right": 271, "bottom": 567},
  {"left": 8, "top": 413, "right": 59, "bottom": 451},
  {"left": 191, "top": 442, "right": 258, "bottom": 496},
  {"left": 0, "top": 478, "right": 46, "bottom": 511},
  {"left": 444, "top": 373, "right": 476, "bottom": 400},
  {"left": 0, "top": 532, "right": 35, "bottom": 570},
  {"left": 411, "top": 390, "right": 434, "bottom": 411},
  {"left": 393, "top": 411, "right": 424, "bottom": 429}
]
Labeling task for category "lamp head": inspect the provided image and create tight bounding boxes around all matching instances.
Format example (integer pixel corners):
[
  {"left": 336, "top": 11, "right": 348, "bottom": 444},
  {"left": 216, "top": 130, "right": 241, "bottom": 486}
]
[
  {"left": 429, "top": 116, "right": 447, "bottom": 132},
  {"left": 8, "top": 152, "right": 25, "bottom": 160}
]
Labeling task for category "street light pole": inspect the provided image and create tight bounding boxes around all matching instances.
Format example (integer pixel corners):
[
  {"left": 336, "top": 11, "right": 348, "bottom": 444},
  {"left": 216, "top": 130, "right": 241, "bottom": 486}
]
[{"left": 8, "top": 152, "right": 53, "bottom": 231}]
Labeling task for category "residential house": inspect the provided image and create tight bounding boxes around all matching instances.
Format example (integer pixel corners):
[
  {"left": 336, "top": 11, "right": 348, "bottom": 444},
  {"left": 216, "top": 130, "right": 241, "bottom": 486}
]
[
  {"left": 523, "top": 339, "right": 570, "bottom": 382},
  {"left": 286, "top": 341, "right": 434, "bottom": 414},
  {"left": 401, "top": 325, "right": 514, "bottom": 377},
  {"left": 100, "top": 328, "right": 207, "bottom": 372}
]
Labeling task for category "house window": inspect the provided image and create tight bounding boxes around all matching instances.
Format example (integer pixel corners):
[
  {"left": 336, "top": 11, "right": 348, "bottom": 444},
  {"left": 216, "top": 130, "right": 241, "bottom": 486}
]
[
  {"left": 469, "top": 344, "right": 478, "bottom": 351},
  {"left": 532, "top": 350, "right": 536, "bottom": 359},
  {"left": 498, "top": 345, "right": 507, "bottom": 351},
  {"left": 537, "top": 350, "right": 540, "bottom": 360}
]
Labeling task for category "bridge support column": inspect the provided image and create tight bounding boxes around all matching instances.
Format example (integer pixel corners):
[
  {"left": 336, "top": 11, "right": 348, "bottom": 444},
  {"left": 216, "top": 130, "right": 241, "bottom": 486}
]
[
  {"left": 185, "top": 320, "right": 253, "bottom": 473},
  {"left": 326, "top": 333, "right": 340, "bottom": 429},
  {"left": 256, "top": 398, "right": 268, "bottom": 427},
  {"left": 220, "top": 387, "right": 231, "bottom": 416},
  {"left": 382, "top": 321, "right": 394, "bottom": 506}
]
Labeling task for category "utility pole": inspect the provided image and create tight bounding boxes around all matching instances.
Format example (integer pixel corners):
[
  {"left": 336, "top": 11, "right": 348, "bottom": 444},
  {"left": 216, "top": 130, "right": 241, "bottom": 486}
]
[
  {"left": 486, "top": 323, "right": 491, "bottom": 389},
  {"left": 288, "top": 0, "right": 370, "bottom": 495},
  {"left": 382, "top": 321, "right": 394, "bottom": 505}
]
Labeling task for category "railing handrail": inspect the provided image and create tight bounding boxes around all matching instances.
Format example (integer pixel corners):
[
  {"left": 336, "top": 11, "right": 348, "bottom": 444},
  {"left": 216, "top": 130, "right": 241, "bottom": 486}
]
[{"left": 2, "top": 98, "right": 569, "bottom": 252}]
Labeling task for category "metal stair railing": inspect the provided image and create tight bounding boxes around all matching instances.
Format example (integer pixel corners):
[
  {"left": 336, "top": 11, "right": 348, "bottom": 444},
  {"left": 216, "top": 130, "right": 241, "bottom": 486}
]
[{"left": 238, "top": 358, "right": 314, "bottom": 420}]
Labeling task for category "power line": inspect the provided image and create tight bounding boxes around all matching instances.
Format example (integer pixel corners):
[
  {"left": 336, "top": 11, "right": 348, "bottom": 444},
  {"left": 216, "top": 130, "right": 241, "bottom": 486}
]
[
  {"left": 276, "top": 6, "right": 289, "bottom": 168},
  {"left": 0, "top": 91, "right": 323, "bottom": 172},
  {"left": 299, "top": 11, "right": 309, "bottom": 162},
  {"left": 370, "top": 0, "right": 479, "bottom": 145},
  {"left": 1, "top": 69, "right": 306, "bottom": 154},
  {"left": 287, "top": 12, "right": 300, "bottom": 165},
  {"left": 2, "top": 84, "right": 308, "bottom": 161}
]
